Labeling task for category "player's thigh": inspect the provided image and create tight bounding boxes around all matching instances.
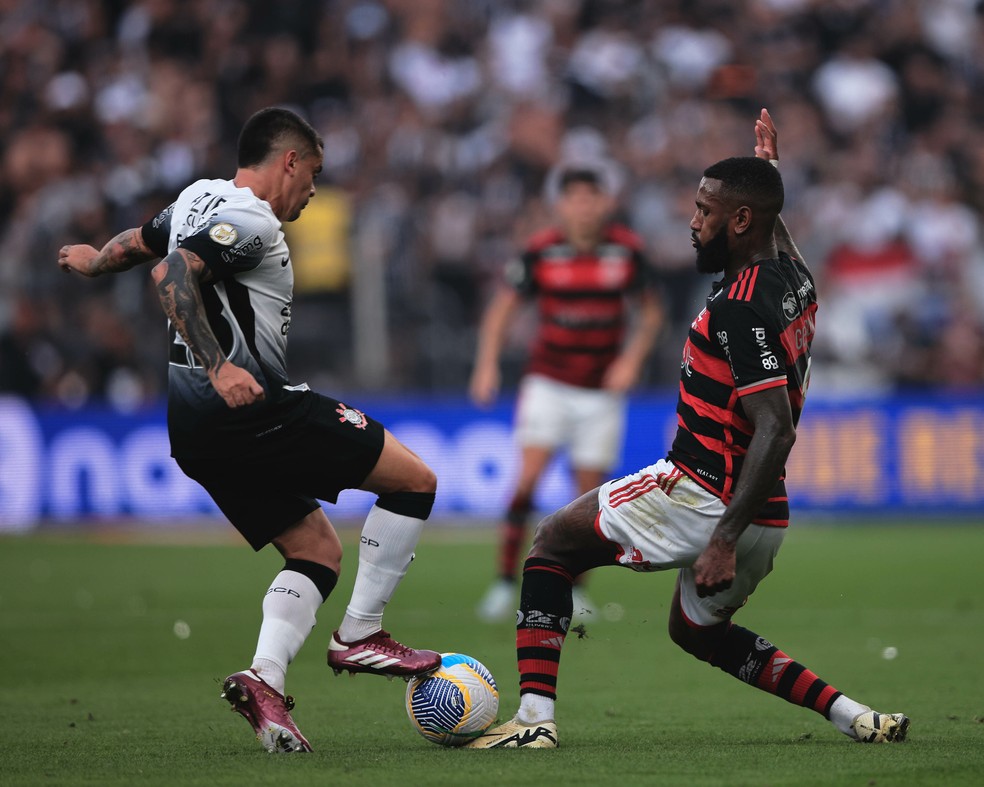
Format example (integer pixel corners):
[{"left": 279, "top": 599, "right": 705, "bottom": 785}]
[
  {"left": 568, "top": 388, "right": 626, "bottom": 472},
  {"left": 514, "top": 374, "right": 568, "bottom": 451},
  {"left": 675, "top": 525, "right": 786, "bottom": 627},
  {"left": 360, "top": 429, "right": 437, "bottom": 495},
  {"left": 531, "top": 488, "right": 619, "bottom": 574}
]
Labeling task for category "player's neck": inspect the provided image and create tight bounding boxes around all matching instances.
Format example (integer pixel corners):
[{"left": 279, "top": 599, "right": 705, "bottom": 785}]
[
  {"left": 234, "top": 168, "right": 287, "bottom": 218},
  {"left": 725, "top": 239, "right": 778, "bottom": 279},
  {"left": 565, "top": 229, "right": 601, "bottom": 254}
]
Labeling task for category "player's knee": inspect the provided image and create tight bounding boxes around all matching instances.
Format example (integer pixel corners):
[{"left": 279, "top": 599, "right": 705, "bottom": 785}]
[
  {"left": 667, "top": 609, "right": 721, "bottom": 662},
  {"left": 668, "top": 615, "right": 700, "bottom": 658},
  {"left": 376, "top": 490, "right": 436, "bottom": 520},
  {"left": 398, "top": 460, "right": 437, "bottom": 495},
  {"left": 528, "top": 512, "right": 564, "bottom": 560},
  {"left": 417, "top": 464, "right": 438, "bottom": 494}
]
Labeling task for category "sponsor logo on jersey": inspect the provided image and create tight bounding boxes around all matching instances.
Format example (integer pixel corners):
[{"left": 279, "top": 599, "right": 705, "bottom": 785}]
[
  {"left": 220, "top": 234, "right": 264, "bottom": 263},
  {"left": 782, "top": 292, "right": 798, "bottom": 320},
  {"left": 153, "top": 204, "right": 174, "bottom": 228},
  {"left": 517, "top": 609, "right": 571, "bottom": 632},
  {"left": 208, "top": 222, "right": 238, "bottom": 246},
  {"left": 335, "top": 403, "right": 368, "bottom": 429},
  {"left": 738, "top": 654, "right": 765, "bottom": 684}
]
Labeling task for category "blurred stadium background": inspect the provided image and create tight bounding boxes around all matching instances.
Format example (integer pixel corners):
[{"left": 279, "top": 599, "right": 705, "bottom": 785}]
[{"left": 1, "top": 0, "right": 983, "bottom": 531}]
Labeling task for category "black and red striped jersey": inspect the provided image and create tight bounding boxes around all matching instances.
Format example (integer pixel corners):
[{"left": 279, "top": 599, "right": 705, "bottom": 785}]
[
  {"left": 667, "top": 252, "right": 817, "bottom": 526},
  {"left": 505, "top": 223, "right": 655, "bottom": 389}
]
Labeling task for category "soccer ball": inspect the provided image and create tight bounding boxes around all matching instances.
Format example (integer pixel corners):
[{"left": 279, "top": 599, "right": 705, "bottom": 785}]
[{"left": 405, "top": 653, "right": 499, "bottom": 746}]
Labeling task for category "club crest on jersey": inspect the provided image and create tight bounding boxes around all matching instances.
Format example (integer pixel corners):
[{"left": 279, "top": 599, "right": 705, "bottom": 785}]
[
  {"left": 336, "top": 403, "right": 368, "bottom": 429},
  {"left": 681, "top": 344, "right": 694, "bottom": 377},
  {"left": 208, "top": 222, "right": 238, "bottom": 246}
]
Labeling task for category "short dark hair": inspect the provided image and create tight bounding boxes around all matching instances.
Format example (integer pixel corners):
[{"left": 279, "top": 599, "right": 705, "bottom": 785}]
[
  {"left": 703, "top": 157, "right": 784, "bottom": 217},
  {"left": 559, "top": 166, "right": 603, "bottom": 192},
  {"left": 237, "top": 107, "right": 323, "bottom": 168}
]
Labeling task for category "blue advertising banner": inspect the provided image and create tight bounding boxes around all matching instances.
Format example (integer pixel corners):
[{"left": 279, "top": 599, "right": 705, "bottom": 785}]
[{"left": 1, "top": 392, "right": 982, "bottom": 532}]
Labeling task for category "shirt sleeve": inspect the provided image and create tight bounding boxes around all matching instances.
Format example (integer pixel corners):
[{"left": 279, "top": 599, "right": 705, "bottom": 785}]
[
  {"left": 139, "top": 203, "right": 175, "bottom": 258},
  {"left": 631, "top": 247, "right": 660, "bottom": 293},
  {"left": 503, "top": 249, "right": 538, "bottom": 297},
  {"left": 177, "top": 208, "right": 275, "bottom": 280},
  {"left": 710, "top": 298, "right": 787, "bottom": 396}
]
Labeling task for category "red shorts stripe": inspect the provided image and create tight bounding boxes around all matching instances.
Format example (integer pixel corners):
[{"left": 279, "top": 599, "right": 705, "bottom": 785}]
[
  {"left": 609, "top": 474, "right": 655, "bottom": 498},
  {"left": 663, "top": 469, "right": 684, "bottom": 496},
  {"left": 609, "top": 476, "right": 659, "bottom": 507}
]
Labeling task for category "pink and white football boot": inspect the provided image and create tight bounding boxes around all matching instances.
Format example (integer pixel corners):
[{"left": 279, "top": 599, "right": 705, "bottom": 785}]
[
  {"left": 221, "top": 670, "right": 312, "bottom": 753},
  {"left": 327, "top": 629, "right": 440, "bottom": 680}
]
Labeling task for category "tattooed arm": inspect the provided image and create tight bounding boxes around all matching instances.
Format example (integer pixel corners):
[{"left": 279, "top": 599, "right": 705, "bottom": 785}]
[
  {"left": 58, "top": 228, "right": 159, "bottom": 277},
  {"left": 151, "top": 248, "right": 265, "bottom": 408}
]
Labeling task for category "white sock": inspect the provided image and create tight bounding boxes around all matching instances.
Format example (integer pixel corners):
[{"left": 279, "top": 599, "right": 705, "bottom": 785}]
[
  {"left": 829, "top": 695, "right": 870, "bottom": 739},
  {"left": 336, "top": 504, "right": 423, "bottom": 643},
  {"left": 517, "top": 694, "right": 555, "bottom": 724},
  {"left": 250, "top": 570, "right": 322, "bottom": 695}
]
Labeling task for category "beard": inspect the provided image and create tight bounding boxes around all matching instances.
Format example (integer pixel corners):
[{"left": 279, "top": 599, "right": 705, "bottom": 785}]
[{"left": 694, "top": 225, "right": 729, "bottom": 274}]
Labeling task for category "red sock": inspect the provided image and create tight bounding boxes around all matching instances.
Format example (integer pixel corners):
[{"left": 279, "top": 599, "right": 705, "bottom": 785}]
[
  {"left": 496, "top": 497, "right": 531, "bottom": 581},
  {"left": 516, "top": 558, "right": 574, "bottom": 699},
  {"left": 709, "top": 624, "right": 842, "bottom": 717}
]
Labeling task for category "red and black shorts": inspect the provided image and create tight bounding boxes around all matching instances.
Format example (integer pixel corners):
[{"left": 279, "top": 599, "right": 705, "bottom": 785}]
[{"left": 174, "top": 390, "right": 385, "bottom": 550}]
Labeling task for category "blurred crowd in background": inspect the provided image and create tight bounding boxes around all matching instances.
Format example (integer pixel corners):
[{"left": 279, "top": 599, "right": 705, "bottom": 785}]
[{"left": 2, "top": 0, "right": 984, "bottom": 410}]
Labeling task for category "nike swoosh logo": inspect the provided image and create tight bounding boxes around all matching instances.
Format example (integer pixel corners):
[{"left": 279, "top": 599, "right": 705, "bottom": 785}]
[
  {"left": 281, "top": 255, "right": 289, "bottom": 267},
  {"left": 488, "top": 726, "right": 557, "bottom": 748}
]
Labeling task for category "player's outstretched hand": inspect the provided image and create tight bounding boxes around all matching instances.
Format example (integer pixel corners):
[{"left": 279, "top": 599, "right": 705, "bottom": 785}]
[
  {"left": 58, "top": 244, "right": 102, "bottom": 277},
  {"left": 210, "top": 362, "right": 266, "bottom": 408},
  {"left": 692, "top": 537, "right": 737, "bottom": 598},
  {"left": 754, "top": 108, "right": 778, "bottom": 163}
]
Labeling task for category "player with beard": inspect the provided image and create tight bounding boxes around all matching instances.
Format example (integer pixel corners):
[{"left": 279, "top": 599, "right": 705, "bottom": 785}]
[{"left": 467, "top": 109, "right": 909, "bottom": 749}]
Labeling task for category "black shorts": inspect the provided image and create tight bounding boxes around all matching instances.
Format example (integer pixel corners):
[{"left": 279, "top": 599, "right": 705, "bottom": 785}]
[{"left": 174, "top": 390, "right": 385, "bottom": 550}]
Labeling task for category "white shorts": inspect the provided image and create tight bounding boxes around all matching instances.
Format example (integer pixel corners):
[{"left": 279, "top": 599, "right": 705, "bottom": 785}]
[
  {"left": 595, "top": 458, "right": 786, "bottom": 627},
  {"left": 514, "top": 374, "right": 626, "bottom": 471}
]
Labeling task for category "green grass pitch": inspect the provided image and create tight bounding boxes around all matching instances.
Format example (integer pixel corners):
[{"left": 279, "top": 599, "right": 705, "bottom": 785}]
[{"left": 2, "top": 522, "right": 982, "bottom": 786}]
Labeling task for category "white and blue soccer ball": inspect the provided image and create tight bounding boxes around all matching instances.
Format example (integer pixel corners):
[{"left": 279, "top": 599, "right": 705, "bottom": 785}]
[{"left": 405, "top": 653, "right": 499, "bottom": 746}]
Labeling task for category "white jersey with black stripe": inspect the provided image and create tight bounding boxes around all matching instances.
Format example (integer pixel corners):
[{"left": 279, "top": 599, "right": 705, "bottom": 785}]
[{"left": 142, "top": 178, "right": 297, "bottom": 449}]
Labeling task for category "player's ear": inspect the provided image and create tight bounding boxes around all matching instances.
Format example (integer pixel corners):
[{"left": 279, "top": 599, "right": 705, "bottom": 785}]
[{"left": 732, "top": 205, "right": 752, "bottom": 236}]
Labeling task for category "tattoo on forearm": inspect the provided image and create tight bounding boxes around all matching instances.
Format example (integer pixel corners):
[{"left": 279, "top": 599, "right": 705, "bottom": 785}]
[
  {"left": 96, "top": 229, "right": 156, "bottom": 273},
  {"left": 154, "top": 250, "right": 226, "bottom": 375}
]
